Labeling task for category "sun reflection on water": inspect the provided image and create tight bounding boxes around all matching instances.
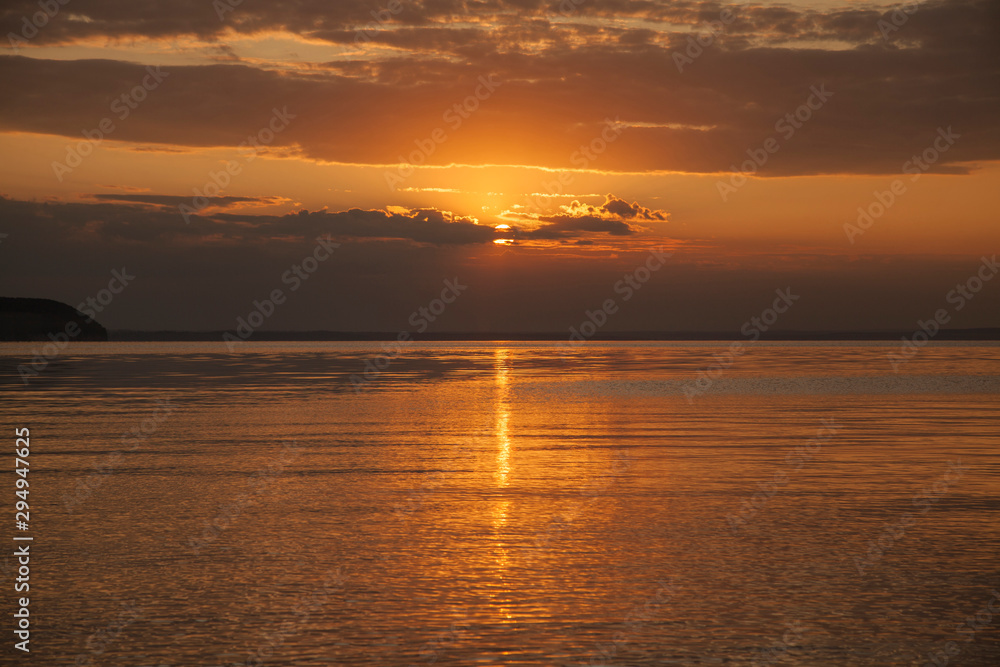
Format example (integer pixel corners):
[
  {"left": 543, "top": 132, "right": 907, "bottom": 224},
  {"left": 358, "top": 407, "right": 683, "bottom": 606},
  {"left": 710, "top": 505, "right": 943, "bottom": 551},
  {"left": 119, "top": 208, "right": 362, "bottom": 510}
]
[
  {"left": 494, "top": 349, "right": 512, "bottom": 488},
  {"left": 490, "top": 349, "right": 514, "bottom": 622}
]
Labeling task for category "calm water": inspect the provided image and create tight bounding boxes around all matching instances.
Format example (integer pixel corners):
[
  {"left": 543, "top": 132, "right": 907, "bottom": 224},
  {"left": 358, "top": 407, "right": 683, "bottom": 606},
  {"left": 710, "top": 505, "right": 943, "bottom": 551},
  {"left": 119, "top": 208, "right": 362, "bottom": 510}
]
[{"left": 1, "top": 342, "right": 999, "bottom": 666}]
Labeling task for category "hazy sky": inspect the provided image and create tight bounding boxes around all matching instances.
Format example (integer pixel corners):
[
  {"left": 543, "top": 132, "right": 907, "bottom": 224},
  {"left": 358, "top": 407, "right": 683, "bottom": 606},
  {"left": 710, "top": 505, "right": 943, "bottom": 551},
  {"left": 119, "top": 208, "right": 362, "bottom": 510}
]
[{"left": 1, "top": 0, "right": 997, "bottom": 332}]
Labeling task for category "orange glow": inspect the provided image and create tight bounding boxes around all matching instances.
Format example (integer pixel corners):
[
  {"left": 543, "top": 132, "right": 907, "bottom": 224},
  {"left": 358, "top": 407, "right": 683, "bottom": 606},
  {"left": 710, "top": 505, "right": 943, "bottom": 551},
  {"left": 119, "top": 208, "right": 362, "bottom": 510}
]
[
  {"left": 490, "top": 349, "right": 513, "bottom": 622},
  {"left": 494, "top": 348, "right": 512, "bottom": 487}
]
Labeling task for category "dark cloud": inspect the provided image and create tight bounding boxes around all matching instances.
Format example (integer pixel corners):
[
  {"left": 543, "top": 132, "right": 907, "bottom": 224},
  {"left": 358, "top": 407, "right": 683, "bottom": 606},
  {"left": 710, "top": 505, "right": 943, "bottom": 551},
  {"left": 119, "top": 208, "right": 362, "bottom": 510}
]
[
  {"left": 0, "top": 195, "right": 636, "bottom": 247},
  {"left": 0, "top": 196, "right": 493, "bottom": 245},
  {"left": 519, "top": 194, "right": 668, "bottom": 238},
  {"left": 2, "top": 0, "right": 994, "bottom": 52},
  {"left": 598, "top": 194, "right": 668, "bottom": 221},
  {"left": 87, "top": 193, "right": 282, "bottom": 208},
  {"left": 530, "top": 214, "right": 636, "bottom": 237},
  {"left": 0, "top": 0, "right": 996, "bottom": 175},
  {"left": 218, "top": 207, "right": 500, "bottom": 246}
]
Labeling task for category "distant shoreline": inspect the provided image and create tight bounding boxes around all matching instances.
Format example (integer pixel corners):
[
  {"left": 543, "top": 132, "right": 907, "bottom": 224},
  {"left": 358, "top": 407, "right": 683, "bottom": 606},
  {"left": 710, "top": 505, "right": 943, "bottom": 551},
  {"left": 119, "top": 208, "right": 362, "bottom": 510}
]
[{"left": 101, "top": 329, "right": 1000, "bottom": 342}]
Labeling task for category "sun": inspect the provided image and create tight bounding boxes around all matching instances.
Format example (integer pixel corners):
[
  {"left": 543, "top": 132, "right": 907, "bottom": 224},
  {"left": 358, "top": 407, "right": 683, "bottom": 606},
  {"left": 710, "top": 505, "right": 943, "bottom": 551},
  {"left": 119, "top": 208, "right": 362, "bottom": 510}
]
[{"left": 493, "top": 224, "right": 514, "bottom": 245}]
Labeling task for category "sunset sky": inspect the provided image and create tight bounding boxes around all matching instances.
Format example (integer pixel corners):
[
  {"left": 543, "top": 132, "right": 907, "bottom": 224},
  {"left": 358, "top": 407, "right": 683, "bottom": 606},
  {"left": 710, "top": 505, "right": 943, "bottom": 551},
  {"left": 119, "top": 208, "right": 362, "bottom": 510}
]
[{"left": 1, "top": 0, "right": 997, "bottom": 332}]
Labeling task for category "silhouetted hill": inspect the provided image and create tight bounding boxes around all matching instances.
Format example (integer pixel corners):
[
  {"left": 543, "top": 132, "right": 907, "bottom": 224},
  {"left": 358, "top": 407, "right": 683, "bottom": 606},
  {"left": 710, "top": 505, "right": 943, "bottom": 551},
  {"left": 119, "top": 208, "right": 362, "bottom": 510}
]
[{"left": 0, "top": 298, "right": 109, "bottom": 341}]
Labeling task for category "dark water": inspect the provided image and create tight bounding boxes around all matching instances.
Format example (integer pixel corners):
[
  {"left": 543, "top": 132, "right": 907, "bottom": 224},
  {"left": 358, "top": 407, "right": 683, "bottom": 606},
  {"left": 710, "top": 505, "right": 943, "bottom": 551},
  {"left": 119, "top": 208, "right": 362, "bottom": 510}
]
[{"left": 1, "top": 342, "right": 998, "bottom": 666}]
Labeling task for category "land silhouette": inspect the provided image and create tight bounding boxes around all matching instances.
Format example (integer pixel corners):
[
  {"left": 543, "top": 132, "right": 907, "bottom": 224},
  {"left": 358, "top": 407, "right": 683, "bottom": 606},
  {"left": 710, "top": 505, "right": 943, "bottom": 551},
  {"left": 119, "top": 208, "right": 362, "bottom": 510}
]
[
  {"left": 0, "top": 297, "right": 108, "bottom": 341},
  {"left": 2, "top": 297, "right": 998, "bottom": 342}
]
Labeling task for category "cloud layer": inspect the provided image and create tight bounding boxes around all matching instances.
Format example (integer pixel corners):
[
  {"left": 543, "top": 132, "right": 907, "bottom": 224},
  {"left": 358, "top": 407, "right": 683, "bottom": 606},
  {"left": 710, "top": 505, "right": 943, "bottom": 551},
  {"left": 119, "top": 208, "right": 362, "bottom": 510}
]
[
  {"left": 0, "top": 194, "right": 658, "bottom": 246},
  {"left": 1, "top": 0, "right": 997, "bottom": 175}
]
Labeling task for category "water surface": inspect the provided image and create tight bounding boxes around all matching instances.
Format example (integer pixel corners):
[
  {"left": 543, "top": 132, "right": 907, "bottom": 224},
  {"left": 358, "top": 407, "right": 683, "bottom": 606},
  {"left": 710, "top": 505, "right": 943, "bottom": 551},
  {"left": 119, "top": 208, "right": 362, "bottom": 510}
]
[{"left": 1, "top": 342, "right": 998, "bottom": 665}]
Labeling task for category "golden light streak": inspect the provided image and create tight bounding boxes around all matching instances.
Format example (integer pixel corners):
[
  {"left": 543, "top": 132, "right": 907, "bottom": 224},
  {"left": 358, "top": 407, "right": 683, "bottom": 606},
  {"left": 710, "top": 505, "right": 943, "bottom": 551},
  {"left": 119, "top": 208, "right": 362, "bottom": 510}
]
[
  {"left": 494, "top": 348, "right": 512, "bottom": 487},
  {"left": 488, "top": 348, "right": 514, "bottom": 622}
]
